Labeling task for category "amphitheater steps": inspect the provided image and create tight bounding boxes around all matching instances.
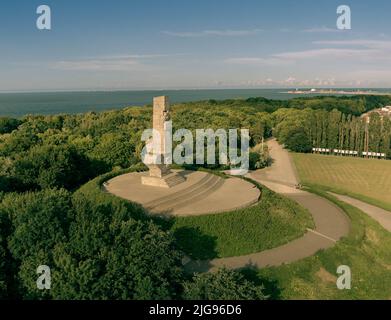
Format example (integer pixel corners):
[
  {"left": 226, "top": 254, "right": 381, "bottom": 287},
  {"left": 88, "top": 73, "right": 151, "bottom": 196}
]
[
  {"left": 164, "top": 173, "right": 187, "bottom": 188},
  {"left": 160, "top": 177, "right": 225, "bottom": 212},
  {"left": 144, "top": 173, "right": 212, "bottom": 208},
  {"left": 145, "top": 174, "right": 224, "bottom": 213}
]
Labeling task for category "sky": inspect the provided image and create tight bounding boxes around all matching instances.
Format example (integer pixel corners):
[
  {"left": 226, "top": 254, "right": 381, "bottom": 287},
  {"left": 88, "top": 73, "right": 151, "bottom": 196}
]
[{"left": 1, "top": 0, "right": 391, "bottom": 91}]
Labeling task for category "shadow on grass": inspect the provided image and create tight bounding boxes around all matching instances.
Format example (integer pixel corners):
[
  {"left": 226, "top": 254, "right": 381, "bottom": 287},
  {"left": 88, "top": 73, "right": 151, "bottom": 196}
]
[
  {"left": 173, "top": 226, "right": 218, "bottom": 260},
  {"left": 240, "top": 266, "right": 282, "bottom": 300}
]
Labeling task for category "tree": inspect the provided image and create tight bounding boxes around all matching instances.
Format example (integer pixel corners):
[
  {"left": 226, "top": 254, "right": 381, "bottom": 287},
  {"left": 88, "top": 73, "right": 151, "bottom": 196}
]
[
  {"left": 249, "top": 152, "right": 261, "bottom": 170},
  {"left": 368, "top": 113, "right": 382, "bottom": 152},
  {"left": 327, "top": 109, "right": 341, "bottom": 149},
  {"left": 11, "top": 144, "right": 94, "bottom": 190},
  {"left": 0, "top": 211, "right": 10, "bottom": 299},
  {"left": 89, "top": 132, "right": 136, "bottom": 169},
  {"left": 2, "top": 189, "right": 72, "bottom": 299},
  {"left": 285, "top": 129, "right": 312, "bottom": 153},
  {"left": 183, "top": 268, "right": 268, "bottom": 300},
  {"left": 51, "top": 194, "right": 184, "bottom": 300},
  {"left": 0, "top": 127, "right": 40, "bottom": 156},
  {"left": 0, "top": 117, "right": 22, "bottom": 134}
]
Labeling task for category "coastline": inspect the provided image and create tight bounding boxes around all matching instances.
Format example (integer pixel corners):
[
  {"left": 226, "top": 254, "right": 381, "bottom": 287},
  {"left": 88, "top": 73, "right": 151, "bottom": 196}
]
[{"left": 283, "top": 89, "right": 391, "bottom": 96}]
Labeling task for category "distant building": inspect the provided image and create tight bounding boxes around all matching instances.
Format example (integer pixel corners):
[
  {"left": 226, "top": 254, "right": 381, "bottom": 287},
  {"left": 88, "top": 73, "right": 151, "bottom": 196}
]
[
  {"left": 361, "top": 106, "right": 391, "bottom": 123},
  {"left": 380, "top": 106, "right": 391, "bottom": 115}
]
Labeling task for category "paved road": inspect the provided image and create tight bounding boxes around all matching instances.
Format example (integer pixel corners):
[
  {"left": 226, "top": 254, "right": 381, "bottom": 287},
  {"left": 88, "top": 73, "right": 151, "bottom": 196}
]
[
  {"left": 329, "top": 192, "right": 391, "bottom": 232},
  {"left": 185, "top": 139, "right": 350, "bottom": 273}
]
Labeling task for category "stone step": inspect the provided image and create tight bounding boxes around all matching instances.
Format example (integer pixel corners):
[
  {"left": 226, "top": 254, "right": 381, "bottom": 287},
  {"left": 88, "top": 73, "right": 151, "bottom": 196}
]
[
  {"left": 164, "top": 174, "right": 187, "bottom": 187},
  {"left": 146, "top": 174, "right": 219, "bottom": 210},
  {"left": 162, "top": 176, "right": 225, "bottom": 212},
  {"left": 146, "top": 174, "right": 223, "bottom": 212},
  {"left": 144, "top": 173, "right": 213, "bottom": 208},
  {"left": 150, "top": 176, "right": 224, "bottom": 213}
]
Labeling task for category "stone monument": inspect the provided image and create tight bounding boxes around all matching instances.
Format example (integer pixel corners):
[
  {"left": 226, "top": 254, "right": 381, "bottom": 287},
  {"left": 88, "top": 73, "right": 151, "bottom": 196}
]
[{"left": 141, "top": 96, "right": 186, "bottom": 188}]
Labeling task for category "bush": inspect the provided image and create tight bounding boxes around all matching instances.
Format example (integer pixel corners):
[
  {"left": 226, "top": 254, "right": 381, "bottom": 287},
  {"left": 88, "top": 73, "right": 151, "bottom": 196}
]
[
  {"left": 89, "top": 132, "right": 136, "bottom": 169},
  {"left": 249, "top": 150, "right": 270, "bottom": 170},
  {"left": 0, "top": 117, "right": 22, "bottom": 134},
  {"left": 11, "top": 144, "right": 95, "bottom": 191},
  {"left": 0, "top": 183, "right": 185, "bottom": 300},
  {"left": 183, "top": 268, "right": 268, "bottom": 300},
  {"left": 2, "top": 189, "right": 72, "bottom": 299},
  {"left": 51, "top": 193, "right": 184, "bottom": 300},
  {"left": 285, "top": 130, "right": 312, "bottom": 153},
  {"left": 0, "top": 211, "right": 10, "bottom": 299}
]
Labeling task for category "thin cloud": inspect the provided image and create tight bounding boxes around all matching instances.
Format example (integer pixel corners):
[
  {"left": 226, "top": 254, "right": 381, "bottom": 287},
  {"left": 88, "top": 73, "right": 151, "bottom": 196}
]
[
  {"left": 97, "top": 53, "right": 186, "bottom": 60},
  {"left": 313, "top": 39, "right": 391, "bottom": 49},
  {"left": 224, "top": 48, "right": 377, "bottom": 66},
  {"left": 302, "top": 26, "right": 341, "bottom": 33},
  {"left": 224, "top": 57, "right": 291, "bottom": 66},
  {"left": 161, "top": 29, "right": 263, "bottom": 37},
  {"left": 311, "top": 39, "right": 391, "bottom": 61},
  {"left": 51, "top": 53, "right": 183, "bottom": 71},
  {"left": 273, "top": 48, "right": 378, "bottom": 60},
  {"left": 53, "top": 58, "right": 140, "bottom": 71}
]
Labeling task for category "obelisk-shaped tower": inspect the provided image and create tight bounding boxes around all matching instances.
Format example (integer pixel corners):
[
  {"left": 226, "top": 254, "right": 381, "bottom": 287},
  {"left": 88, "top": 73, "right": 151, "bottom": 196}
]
[{"left": 141, "top": 96, "right": 185, "bottom": 187}]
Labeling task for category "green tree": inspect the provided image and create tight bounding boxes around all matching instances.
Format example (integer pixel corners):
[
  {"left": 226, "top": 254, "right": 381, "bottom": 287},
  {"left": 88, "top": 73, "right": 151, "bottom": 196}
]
[
  {"left": 89, "top": 132, "right": 136, "bottom": 169},
  {"left": 285, "top": 129, "right": 312, "bottom": 153},
  {"left": 0, "top": 117, "right": 22, "bottom": 134},
  {"left": 183, "top": 268, "right": 268, "bottom": 300},
  {"left": 0, "top": 211, "right": 10, "bottom": 299},
  {"left": 11, "top": 144, "right": 93, "bottom": 190},
  {"left": 368, "top": 113, "right": 382, "bottom": 152},
  {"left": 327, "top": 109, "right": 341, "bottom": 149},
  {"left": 2, "top": 189, "right": 72, "bottom": 299},
  {"left": 52, "top": 194, "right": 183, "bottom": 300}
]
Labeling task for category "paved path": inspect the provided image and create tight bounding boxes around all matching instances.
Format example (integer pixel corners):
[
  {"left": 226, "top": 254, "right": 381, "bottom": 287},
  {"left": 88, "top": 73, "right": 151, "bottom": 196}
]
[
  {"left": 329, "top": 192, "right": 391, "bottom": 232},
  {"left": 185, "top": 139, "right": 350, "bottom": 273}
]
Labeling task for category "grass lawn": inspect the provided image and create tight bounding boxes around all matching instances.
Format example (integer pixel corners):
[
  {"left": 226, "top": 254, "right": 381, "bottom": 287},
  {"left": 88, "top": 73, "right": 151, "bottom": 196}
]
[
  {"left": 253, "top": 187, "right": 391, "bottom": 300},
  {"left": 170, "top": 180, "right": 314, "bottom": 260},
  {"left": 292, "top": 153, "right": 391, "bottom": 211}
]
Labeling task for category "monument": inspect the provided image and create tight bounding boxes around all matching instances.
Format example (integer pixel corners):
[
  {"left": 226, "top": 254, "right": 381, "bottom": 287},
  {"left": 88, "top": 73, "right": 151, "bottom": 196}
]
[
  {"left": 104, "top": 95, "right": 260, "bottom": 215},
  {"left": 141, "top": 96, "right": 186, "bottom": 188}
]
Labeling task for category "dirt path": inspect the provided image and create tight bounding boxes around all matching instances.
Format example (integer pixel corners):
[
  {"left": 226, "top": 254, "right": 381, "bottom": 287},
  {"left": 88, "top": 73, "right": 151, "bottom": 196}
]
[
  {"left": 185, "top": 138, "right": 350, "bottom": 273},
  {"left": 253, "top": 138, "right": 299, "bottom": 188},
  {"left": 329, "top": 192, "right": 391, "bottom": 232}
]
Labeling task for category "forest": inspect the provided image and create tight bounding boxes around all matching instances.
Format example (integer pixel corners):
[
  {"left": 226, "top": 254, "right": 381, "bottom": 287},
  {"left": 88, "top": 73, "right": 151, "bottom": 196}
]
[{"left": 0, "top": 94, "right": 390, "bottom": 299}]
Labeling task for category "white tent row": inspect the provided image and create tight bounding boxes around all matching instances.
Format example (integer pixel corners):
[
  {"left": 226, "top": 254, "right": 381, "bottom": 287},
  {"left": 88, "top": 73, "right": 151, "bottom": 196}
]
[
  {"left": 362, "top": 151, "right": 386, "bottom": 157},
  {"left": 333, "top": 149, "right": 358, "bottom": 155},
  {"left": 312, "top": 147, "right": 386, "bottom": 158},
  {"left": 312, "top": 148, "right": 330, "bottom": 153}
]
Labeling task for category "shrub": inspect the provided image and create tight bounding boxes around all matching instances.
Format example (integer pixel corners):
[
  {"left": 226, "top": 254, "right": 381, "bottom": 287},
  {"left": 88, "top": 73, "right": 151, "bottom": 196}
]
[
  {"left": 285, "top": 130, "right": 312, "bottom": 153},
  {"left": 183, "top": 268, "right": 268, "bottom": 300}
]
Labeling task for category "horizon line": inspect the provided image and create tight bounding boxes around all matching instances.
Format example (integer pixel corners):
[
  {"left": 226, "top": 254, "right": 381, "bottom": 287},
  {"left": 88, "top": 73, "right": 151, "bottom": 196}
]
[{"left": 1, "top": 87, "right": 391, "bottom": 94}]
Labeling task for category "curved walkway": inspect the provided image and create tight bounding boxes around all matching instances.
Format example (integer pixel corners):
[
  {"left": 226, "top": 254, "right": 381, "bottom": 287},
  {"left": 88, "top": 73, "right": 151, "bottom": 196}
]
[
  {"left": 184, "top": 139, "right": 350, "bottom": 273},
  {"left": 329, "top": 192, "right": 391, "bottom": 232}
]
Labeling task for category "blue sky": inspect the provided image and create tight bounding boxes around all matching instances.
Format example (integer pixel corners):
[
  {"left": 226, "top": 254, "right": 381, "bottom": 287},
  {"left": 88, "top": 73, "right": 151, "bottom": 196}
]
[{"left": 1, "top": 0, "right": 391, "bottom": 91}]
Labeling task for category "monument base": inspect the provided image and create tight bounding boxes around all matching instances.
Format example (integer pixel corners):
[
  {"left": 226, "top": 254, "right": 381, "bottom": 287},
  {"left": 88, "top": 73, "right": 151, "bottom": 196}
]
[{"left": 141, "top": 172, "right": 186, "bottom": 188}]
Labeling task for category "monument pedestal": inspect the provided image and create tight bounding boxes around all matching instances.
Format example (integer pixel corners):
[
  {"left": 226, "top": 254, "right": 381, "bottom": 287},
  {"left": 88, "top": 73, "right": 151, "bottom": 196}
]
[{"left": 141, "top": 172, "right": 186, "bottom": 188}]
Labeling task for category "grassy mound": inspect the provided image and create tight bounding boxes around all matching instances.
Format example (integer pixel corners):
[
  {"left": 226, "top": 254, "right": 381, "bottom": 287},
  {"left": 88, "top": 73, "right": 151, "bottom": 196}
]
[
  {"left": 81, "top": 169, "right": 314, "bottom": 261},
  {"left": 170, "top": 179, "right": 314, "bottom": 259}
]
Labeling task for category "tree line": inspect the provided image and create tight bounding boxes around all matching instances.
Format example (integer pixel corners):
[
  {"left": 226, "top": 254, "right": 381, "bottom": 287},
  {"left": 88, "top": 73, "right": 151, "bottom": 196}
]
[{"left": 273, "top": 108, "right": 391, "bottom": 157}]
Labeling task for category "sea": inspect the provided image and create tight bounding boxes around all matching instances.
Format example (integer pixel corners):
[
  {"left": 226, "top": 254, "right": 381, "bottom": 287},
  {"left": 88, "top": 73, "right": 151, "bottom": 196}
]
[{"left": 0, "top": 88, "right": 390, "bottom": 118}]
